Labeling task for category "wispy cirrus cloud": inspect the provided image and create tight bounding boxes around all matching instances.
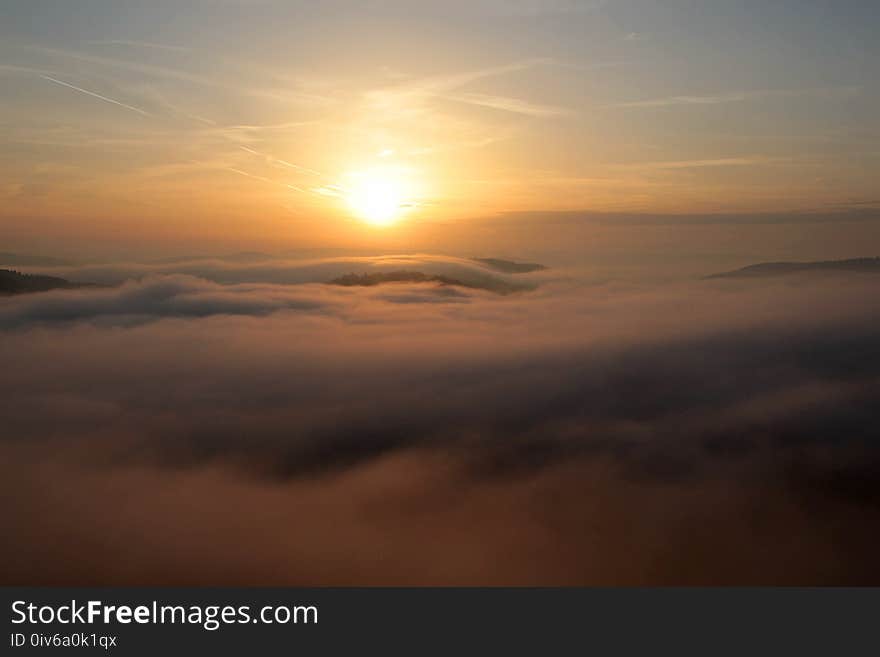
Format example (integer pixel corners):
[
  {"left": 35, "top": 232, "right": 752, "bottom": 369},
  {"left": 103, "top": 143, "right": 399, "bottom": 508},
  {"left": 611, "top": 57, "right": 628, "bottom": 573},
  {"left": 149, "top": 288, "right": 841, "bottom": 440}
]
[
  {"left": 364, "top": 58, "right": 554, "bottom": 110},
  {"left": 21, "top": 44, "right": 336, "bottom": 108},
  {"left": 211, "top": 120, "right": 317, "bottom": 143},
  {"left": 467, "top": 0, "right": 607, "bottom": 16},
  {"left": 442, "top": 92, "right": 571, "bottom": 117},
  {"left": 0, "top": 63, "right": 55, "bottom": 76},
  {"left": 608, "top": 86, "right": 861, "bottom": 109},
  {"left": 624, "top": 156, "right": 787, "bottom": 170},
  {"left": 225, "top": 167, "right": 310, "bottom": 194},
  {"left": 239, "top": 146, "right": 323, "bottom": 176},
  {"left": 86, "top": 39, "right": 192, "bottom": 52}
]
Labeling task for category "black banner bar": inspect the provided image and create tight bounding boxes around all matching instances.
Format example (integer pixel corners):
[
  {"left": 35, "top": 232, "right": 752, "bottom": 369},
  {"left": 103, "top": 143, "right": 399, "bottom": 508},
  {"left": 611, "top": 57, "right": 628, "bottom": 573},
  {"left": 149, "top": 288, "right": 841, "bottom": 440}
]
[{"left": 3, "top": 588, "right": 878, "bottom": 655}]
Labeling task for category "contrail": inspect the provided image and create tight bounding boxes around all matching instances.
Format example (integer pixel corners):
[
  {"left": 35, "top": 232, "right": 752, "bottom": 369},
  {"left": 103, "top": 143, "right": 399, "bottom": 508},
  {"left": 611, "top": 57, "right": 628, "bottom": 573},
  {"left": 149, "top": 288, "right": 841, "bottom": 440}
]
[
  {"left": 239, "top": 146, "right": 322, "bottom": 176},
  {"left": 226, "top": 167, "right": 309, "bottom": 194},
  {"left": 39, "top": 73, "right": 329, "bottom": 198},
  {"left": 40, "top": 75, "right": 150, "bottom": 116}
]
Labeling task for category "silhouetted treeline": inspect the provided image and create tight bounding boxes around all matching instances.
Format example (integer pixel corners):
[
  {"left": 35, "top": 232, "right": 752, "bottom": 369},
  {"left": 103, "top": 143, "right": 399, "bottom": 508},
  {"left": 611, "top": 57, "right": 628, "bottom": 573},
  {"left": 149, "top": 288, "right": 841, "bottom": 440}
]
[{"left": 0, "top": 269, "right": 78, "bottom": 295}]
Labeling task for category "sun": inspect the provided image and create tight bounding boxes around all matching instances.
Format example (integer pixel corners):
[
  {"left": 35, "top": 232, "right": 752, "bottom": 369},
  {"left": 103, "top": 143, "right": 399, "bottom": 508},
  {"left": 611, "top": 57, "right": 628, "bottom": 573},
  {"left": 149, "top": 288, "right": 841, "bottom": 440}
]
[{"left": 343, "top": 166, "right": 415, "bottom": 226}]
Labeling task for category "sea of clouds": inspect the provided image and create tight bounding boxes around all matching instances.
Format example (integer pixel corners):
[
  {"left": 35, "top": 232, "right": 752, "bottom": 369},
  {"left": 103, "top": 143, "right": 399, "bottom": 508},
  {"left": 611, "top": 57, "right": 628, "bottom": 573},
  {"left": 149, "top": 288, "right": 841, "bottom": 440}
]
[{"left": 2, "top": 254, "right": 879, "bottom": 584}]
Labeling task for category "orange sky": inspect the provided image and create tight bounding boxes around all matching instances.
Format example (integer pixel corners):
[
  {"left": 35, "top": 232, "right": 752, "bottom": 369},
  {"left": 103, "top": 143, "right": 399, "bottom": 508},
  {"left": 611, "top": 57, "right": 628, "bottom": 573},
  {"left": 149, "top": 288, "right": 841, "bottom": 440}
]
[{"left": 1, "top": 0, "right": 878, "bottom": 260}]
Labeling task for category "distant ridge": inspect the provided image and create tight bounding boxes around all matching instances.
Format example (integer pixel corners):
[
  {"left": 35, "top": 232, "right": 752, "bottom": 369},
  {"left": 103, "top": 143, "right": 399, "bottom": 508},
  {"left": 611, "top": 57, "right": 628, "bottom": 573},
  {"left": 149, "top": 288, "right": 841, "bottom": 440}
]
[
  {"left": 472, "top": 258, "right": 547, "bottom": 274},
  {"left": 328, "top": 270, "right": 524, "bottom": 294},
  {"left": 707, "top": 257, "right": 880, "bottom": 279},
  {"left": 0, "top": 269, "right": 86, "bottom": 295}
]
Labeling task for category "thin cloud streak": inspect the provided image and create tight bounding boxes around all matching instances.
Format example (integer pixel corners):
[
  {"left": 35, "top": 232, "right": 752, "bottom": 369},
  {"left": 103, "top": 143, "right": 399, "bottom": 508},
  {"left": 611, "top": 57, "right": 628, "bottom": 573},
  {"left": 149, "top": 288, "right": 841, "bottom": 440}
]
[
  {"left": 625, "top": 157, "right": 787, "bottom": 170},
  {"left": 39, "top": 75, "right": 151, "bottom": 117},
  {"left": 0, "top": 64, "right": 54, "bottom": 76},
  {"left": 226, "top": 167, "right": 309, "bottom": 194},
  {"left": 366, "top": 58, "right": 555, "bottom": 110},
  {"left": 608, "top": 86, "right": 861, "bottom": 109},
  {"left": 26, "top": 44, "right": 335, "bottom": 108},
  {"left": 416, "top": 58, "right": 553, "bottom": 95},
  {"left": 239, "top": 146, "right": 323, "bottom": 176},
  {"left": 443, "top": 92, "right": 571, "bottom": 117},
  {"left": 86, "top": 39, "right": 192, "bottom": 52}
]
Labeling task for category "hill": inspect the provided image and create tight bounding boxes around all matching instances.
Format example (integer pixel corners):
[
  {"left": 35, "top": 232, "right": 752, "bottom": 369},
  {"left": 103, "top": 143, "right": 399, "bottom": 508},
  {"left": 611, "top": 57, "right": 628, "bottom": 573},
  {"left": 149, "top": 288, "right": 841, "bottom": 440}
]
[
  {"left": 328, "top": 270, "right": 524, "bottom": 294},
  {"left": 0, "top": 269, "right": 82, "bottom": 295},
  {"left": 707, "top": 257, "right": 880, "bottom": 279},
  {"left": 472, "top": 258, "right": 547, "bottom": 274}
]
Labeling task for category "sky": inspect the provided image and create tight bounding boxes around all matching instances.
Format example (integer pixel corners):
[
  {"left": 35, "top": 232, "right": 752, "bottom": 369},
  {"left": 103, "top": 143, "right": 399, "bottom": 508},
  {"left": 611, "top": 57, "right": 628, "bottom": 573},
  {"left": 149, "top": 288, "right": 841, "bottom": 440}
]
[{"left": 1, "top": 0, "right": 878, "bottom": 262}]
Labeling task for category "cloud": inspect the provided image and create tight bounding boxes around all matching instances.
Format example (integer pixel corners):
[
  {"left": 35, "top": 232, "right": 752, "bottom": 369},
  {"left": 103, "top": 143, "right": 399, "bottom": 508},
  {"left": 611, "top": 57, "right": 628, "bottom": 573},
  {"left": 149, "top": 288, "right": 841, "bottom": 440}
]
[
  {"left": 238, "top": 146, "right": 323, "bottom": 176},
  {"left": 623, "top": 157, "right": 785, "bottom": 170},
  {"left": 2, "top": 267, "right": 880, "bottom": 584},
  {"left": 21, "top": 44, "right": 336, "bottom": 109},
  {"left": 86, "top": 39, "right": 192, "bottom": 53},
  {"left": 467, "top": 0, "right": 606, "bottom": 16},
  {"left": 496, "top": 207, "right": 880, "bottom": 226},
  {"left": 0, "top": 63, "right": 55, "bottom": 76},
  {"left": 17, "top": 254, "right": 542, "bottom": 292},
  {"left": 0, "top": 275, "right": 335, "bottom": 328},
  {"left": 0, "top": 255, "right": 547, "bottom": 327},
  {"left": 442, "top": 92, "right": 571, "bottom": 117},
  {"left": 608, "top": 86, "right": 860, "bottom": 109},
  {"left": 225, "top": 167, "right": 310, "bottom": 194},
  {"left": 363, "top": 58, "right": 555, "bottom": 114}
]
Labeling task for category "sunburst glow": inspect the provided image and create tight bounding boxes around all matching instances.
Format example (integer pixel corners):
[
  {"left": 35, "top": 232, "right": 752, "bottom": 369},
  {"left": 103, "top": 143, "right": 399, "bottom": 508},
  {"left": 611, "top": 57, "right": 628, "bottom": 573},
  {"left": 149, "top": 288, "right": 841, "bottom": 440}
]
[{"left": 343, "top": 166, "right": 415, "bottom": 226}]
